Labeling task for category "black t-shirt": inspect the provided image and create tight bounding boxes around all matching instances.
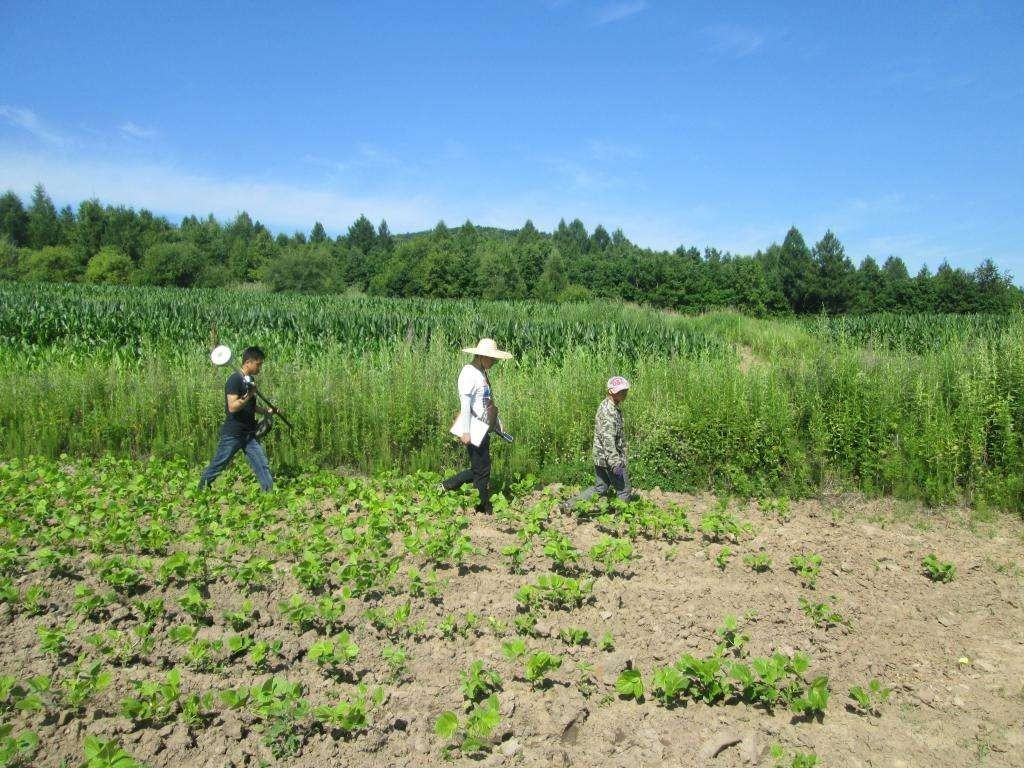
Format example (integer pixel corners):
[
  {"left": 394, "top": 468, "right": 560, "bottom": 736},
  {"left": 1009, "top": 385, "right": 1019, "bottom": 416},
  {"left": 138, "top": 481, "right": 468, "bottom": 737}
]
[{"left": 220, "top": 371, "right": 258, "bottom": 437}]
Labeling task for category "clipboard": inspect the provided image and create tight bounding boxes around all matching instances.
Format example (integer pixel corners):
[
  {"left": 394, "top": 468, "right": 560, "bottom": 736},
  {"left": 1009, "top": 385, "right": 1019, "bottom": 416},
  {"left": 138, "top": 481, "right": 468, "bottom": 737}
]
[{"left": 450, "top": 414, "right": 491, "bottom": 447}]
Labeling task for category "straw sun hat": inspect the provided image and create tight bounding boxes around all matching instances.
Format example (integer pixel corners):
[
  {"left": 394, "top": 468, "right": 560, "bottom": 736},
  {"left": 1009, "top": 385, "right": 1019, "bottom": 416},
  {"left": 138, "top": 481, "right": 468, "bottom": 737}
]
[{"left": 461, "top": 338, "right": 513, "bottom": 360}]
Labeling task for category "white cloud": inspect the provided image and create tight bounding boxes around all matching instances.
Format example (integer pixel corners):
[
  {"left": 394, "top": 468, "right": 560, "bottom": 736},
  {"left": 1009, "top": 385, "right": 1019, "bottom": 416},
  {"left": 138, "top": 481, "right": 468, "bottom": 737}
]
[
  {"left": 701, "top": 24, "right": 764, "bottom": 58},
  {"left": 0, "top": 105, "right": 69, "bottom": 146},
  {"left": 0, "top": 147, "right": 444, "bottom": 234},
  {"left": 119, "top": 122, "right": 158, "bottom": 140},
  {"left": 594, "top": 1, "right": 648, "bottom": 26}
]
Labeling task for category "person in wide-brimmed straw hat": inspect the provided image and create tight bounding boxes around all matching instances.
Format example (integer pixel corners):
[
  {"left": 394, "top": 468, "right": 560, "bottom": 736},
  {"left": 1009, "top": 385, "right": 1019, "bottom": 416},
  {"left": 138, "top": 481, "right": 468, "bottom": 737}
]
[
  {"left": 562, "top": 375, "right": 638, "bottom": 511},
  {"left": 439, "top": 338, "right": 513, "bottom": 513}
]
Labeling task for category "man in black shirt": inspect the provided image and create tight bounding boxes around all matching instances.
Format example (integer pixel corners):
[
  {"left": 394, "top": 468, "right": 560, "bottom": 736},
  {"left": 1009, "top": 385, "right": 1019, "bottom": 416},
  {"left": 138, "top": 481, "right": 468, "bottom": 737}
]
[{"left": 198, "top": 346, "right": 276, "bottom": 492}]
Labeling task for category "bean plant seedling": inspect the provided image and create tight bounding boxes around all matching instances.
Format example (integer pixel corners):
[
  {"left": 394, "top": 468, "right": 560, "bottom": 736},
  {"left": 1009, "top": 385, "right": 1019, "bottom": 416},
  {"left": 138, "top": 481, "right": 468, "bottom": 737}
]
[
  {"left": 789, "top": 553, "right": 823, "bottom": 588},
  {"left": 848, "top": 678, "right": 891, "bottom": 716},
  {"left": 921, "top": 553, "right": 956, "bottom": 583}
]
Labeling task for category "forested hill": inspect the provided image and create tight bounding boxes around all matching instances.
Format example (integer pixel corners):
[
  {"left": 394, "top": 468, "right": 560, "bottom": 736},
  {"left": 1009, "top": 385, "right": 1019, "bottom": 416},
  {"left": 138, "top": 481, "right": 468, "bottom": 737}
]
[{"left": 1, "top": 184, "right": 1019, "bottom": 316}]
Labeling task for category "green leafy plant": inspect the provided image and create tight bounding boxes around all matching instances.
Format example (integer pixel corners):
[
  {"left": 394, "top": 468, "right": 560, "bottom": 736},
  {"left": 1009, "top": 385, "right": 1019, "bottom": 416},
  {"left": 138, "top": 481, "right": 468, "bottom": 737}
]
[
  {"left": 23, "top": 584, "right": 50, "bottom": 616},
  {"left": 234, "top": 556, "right": 273, "bottom": 590},
  {"left": 699, "top": 500, "right": 751, "bottom": 542},
  {"left": 247, "top": 639, "right": 284, "bottom": 671},
  {"left": 615, "top": 668, "right": 644, "bottom": 700},
  {"left": 307, "top": 633, "right": 359, "bottom": 677},
  {"left": 158, "top": 551, "right": 203, "bottom": 585},
  {"left": 81, "top": 736, "right": 144, "bottom": 768},
  {"left": 516, "top": 573, "right": 592, "bottom": 612},
  {"left": 714, "top": 614, "right": 749, "bottom": 656},
  {"left": 178, "top": 584, "right": 211, "bottom": 623},
  {"left": 789, "top": 553, "right": 823, "bottom": 588},
  {"left": 714, "top": 546, "right": 733, "bottom": 570},
  {"left": 180, "top": 692, "right": 214, "bottom": 729},
  {"left": 589, "top": 535, "right": 634, "bottom": 576},
  {"left": 799, "top": 596, "right": 852, "bottom": 629},
  {"left": 759, "top": 496, "right": 792, "bottom": 522},
  {"left": 743, "top": 552, "right": 772, "bottom": 572},
  {"left": 62, "top": 657, "right": 112, "bottom": 709},
  {"left": 132, "top": 597, "right": 165, "bottom": 623},
  {"left": 0, "top": 723, "right": 39, "bottom": 767},
  {"left": 73, "top": 585, "right": 113, "bottom": 622},
  {"left": 460, "top": 660, "right": 503, "bottom": 703},
  {"left": 435, "top": 694, "right": 501, "bottom": 757},
  {"left": 0, "top": 675, "right": 49, "bottom": 716},
  {"left": 408, "top": 567, "right": 445, "bottom": 600},
  {"left": 675, "top": 653, "right": 729, "bottom": 704},
  {"left": 501, "top": 637, "right": 528, "bottom": 661},
  {"left": 293, "top": 550, "right": 328, "bottom": 591},
  {"left": 576, "top": 660, "right": 597, "bottom": 697},
  {"left": 770, "top": 744, "right": 819, "bottom": 768},
  {"left": 848, "top": 679, "right": 891, "bottom": 716},
  {"left": 38, "top": 623, "right": 73, "bottom": 659},
  {"left": 558, "top": 627, "right": 590, "bottom": 646},
  {"left": 543, "top": 530, "right": 581, "bottom": 572},
  {"left": 120, "top": 668, "right": 182, "bottom": 724},
  {"left": 382, "top": 646, "right": 409, "bottom": 681},
  {"left": 223, "top": 599, "right": 255, "bottom": 631},
  {"left": 790, "top": 675, "right": 830, "bottom": 720},
  {"left": 168, "top": 624, "right": 198, "bottom": 645},
  {"left": 240, "top": 676, "right": 311, "bottom": 759},
  {"left": 314, "top": 684, "right": 383, "bottom": 736},
  {"left": 279, "top": 594, "right": 317, "bottom": 632},
  {"left": 599, "top": 632, "right": 615, "bottom": 651},
  {"left": 921, "top": 553, "right": 956, "bottom": 583},
  {"left": 501, "top": 542, "right": 529, "bottom": 574},
  {"left": 650, "top": 665, "right": 688, "bottom": 707},
  {"left": 524, "top": 651, "right": 562, "bottom": 688}
]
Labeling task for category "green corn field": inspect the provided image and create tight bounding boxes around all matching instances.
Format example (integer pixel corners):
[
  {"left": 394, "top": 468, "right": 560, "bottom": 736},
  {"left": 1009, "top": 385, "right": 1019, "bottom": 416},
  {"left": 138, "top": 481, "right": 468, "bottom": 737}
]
[{"left": 2, "top": 281, "right": 1024, "bottom": 512}]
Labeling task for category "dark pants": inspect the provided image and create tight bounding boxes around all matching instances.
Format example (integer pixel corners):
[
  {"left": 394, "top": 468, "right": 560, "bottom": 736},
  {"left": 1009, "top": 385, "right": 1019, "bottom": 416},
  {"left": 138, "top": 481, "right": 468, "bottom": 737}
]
[
  {"left": 442, "top": 434, "right": 492, "bottom": 512},
  {"left": 198, "top": 432, "right": 273, "bottom": 492},
  {"left": 566, "top": 464, "right": 636, "bottom": 508}
]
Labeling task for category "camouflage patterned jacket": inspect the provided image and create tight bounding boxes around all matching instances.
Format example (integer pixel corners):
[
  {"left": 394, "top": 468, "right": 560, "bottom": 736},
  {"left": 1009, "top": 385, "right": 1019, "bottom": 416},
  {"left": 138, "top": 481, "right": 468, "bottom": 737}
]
[{"left": 592, "top": 397, "right": 626, "bottom": 469}]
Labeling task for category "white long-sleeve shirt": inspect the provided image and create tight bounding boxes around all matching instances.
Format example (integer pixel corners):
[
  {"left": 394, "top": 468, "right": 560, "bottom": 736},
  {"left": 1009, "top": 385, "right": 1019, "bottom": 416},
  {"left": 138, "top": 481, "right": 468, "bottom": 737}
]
[{"left": 457, "top": 364, "right": 492, "bottom": 434}]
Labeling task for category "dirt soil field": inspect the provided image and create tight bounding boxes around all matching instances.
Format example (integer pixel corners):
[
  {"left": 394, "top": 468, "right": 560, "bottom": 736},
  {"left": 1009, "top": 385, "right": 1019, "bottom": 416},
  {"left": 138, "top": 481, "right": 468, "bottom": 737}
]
[{"left": 3, "top": 481, "right": 1023, "bottom": 768}]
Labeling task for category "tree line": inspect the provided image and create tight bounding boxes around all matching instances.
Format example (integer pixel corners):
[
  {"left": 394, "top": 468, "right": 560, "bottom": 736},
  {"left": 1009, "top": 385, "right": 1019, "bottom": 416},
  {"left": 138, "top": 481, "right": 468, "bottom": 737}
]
[{"left": 1, "top": 184, "right": 1018, "bottom": 314}]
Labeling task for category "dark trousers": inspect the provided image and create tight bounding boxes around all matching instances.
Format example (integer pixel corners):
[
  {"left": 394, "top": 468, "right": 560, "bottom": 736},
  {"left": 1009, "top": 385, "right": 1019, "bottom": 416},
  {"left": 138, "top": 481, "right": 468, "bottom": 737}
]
[
  {"left": 442, "top": 434, "right": 492, "bottom": 512},
  {"left": 566, "top": 464, "right": 636, "bottom": 508},
  {"left": 198, "top": 432, "right": 273, "bottom": 492}
]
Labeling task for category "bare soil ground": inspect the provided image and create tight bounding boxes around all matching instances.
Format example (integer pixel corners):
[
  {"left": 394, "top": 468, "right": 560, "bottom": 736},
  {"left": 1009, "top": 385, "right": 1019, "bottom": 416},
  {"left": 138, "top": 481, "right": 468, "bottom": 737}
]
[{"left": 3, "top": 487, "right": 1023, "bottom": 768}]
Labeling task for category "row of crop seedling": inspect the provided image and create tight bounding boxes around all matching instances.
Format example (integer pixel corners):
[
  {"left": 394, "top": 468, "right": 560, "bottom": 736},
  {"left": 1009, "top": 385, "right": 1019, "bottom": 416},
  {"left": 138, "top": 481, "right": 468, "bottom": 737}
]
[
  {"left": 1, "top": 662, "right": 384, "bottom": 763},
  {"left": 2, "top": 731, "right": 155, "bottom": 768}
]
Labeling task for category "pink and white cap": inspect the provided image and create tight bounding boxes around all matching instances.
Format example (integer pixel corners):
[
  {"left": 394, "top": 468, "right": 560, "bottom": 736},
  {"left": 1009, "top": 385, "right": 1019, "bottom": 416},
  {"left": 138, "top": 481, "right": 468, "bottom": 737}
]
[{"left": 607, "top": 376, "right": 631, "bottom": 394}]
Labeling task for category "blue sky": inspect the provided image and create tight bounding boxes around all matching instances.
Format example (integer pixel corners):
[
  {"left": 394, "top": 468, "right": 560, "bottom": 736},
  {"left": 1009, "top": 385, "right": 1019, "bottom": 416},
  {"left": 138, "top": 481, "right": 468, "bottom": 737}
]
[{"left": 1, "top": 0, "right": 1022, "bottom": 278}]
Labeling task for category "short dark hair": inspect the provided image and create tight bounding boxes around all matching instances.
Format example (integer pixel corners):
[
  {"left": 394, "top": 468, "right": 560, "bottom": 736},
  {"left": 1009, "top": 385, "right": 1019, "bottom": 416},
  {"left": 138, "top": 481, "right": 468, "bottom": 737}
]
[{"left": 242, "top": 346, "right": 265, "bottom": 363}]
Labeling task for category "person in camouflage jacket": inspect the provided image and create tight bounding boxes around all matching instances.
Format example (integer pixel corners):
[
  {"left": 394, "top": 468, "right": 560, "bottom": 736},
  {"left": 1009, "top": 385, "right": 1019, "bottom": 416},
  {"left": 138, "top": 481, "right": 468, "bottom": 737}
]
[{"left": 563, "top": 376, "right": 637, "bottom": 510}]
